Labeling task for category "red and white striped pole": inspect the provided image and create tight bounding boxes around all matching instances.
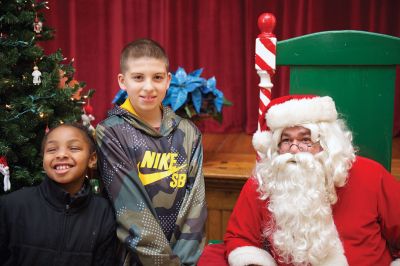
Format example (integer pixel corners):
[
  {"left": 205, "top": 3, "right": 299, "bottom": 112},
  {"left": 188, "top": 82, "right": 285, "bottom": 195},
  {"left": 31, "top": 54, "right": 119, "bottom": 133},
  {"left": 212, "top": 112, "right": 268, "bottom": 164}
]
[{"left": 255, "top": 13, "right": 276, "bottom": 132}]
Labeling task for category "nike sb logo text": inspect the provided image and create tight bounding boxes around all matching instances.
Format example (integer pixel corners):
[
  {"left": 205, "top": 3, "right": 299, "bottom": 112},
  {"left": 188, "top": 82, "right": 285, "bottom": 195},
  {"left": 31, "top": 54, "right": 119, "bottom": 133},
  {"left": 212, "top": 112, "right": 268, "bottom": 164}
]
[
  {"left": 138, "top": 151, "right": 187, "bottom": 187},
  {"left": 140, "top": 151, "right": 178, "bottom": 170}
]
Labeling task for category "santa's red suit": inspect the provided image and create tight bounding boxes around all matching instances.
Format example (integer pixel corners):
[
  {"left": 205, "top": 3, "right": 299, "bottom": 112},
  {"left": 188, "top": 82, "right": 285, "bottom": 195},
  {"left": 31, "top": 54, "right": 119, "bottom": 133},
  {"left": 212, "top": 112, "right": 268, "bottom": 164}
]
[{"left": 198, "top": 156, "right": 400, "bottom": 266}]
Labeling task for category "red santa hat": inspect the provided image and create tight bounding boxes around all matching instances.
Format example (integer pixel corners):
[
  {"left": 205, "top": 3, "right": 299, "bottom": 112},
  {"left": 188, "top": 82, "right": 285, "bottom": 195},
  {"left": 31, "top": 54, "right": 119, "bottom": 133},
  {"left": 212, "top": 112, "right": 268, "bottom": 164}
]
[{"left": 253, "top": 94, "right": 338, "bottom": 154}]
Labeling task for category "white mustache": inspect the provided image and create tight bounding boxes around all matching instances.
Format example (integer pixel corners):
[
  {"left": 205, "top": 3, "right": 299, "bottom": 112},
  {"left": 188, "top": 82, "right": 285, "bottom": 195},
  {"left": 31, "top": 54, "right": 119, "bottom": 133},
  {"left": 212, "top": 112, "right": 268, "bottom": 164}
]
[{"left": 272, "top": 152, "right": 319, "bottom": 172}]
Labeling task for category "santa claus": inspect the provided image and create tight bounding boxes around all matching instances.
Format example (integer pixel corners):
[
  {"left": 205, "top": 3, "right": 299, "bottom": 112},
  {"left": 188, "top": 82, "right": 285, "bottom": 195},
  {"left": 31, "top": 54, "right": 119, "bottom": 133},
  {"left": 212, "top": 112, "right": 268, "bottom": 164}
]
[{"left": 198, "top": 95, "right": 400, "bottom": 266}]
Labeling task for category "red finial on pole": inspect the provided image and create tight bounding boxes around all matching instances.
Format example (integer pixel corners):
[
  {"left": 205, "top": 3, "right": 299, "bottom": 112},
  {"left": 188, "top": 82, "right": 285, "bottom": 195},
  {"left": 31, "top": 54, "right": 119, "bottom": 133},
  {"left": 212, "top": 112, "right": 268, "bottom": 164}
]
[{"left": 257, "top": 13, "right": 276, "bottom": 38}]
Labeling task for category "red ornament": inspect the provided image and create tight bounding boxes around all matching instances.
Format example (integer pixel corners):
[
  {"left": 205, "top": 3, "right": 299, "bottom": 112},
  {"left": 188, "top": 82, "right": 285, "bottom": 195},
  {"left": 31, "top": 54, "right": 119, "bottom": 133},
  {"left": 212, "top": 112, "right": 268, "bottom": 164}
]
[
  {"left": 82, "top": 102, "right": 95, "bottom": 133},
  {"left": 33, "top": 16, "right": 43, "bottom": 34},
  {"left": 0, "top": 156, "right": 11, "bottom": 191},
  {"left": 0, "top": 156, "right": 8, "bottom": 167},
  {"left": 84, "top": 103, "right": 94, "bottom": 115}
]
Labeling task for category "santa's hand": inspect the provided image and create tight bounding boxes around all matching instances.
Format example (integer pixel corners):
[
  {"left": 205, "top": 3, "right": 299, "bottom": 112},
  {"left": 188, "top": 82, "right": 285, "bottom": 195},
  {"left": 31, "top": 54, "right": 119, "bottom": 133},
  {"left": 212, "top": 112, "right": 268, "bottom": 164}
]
[{"left": 391, "top": 258, "right": 400, "bottom": 266}]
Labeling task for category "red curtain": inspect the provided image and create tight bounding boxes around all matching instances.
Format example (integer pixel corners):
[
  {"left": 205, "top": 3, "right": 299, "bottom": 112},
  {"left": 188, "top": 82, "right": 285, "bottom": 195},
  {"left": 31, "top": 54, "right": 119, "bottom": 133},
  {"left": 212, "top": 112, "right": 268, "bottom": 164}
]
[{"left": 41, "top": 0, "right": 400, "bottom": 135}]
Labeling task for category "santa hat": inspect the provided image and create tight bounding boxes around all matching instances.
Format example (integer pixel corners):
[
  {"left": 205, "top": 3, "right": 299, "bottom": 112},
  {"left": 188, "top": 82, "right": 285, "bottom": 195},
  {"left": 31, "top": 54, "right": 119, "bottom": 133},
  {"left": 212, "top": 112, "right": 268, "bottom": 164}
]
[{"left": 253, "top": 95, "right": 338, "bottom": 155}]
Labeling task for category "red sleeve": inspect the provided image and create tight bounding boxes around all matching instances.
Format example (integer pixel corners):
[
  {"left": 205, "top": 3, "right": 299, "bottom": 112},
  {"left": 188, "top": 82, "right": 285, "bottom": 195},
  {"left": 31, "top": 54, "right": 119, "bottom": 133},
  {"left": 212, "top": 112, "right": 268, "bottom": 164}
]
[
  {"left": 377, "top": 167, "right": 400, "bottom": 259},
  {"left": 224, "top": 177, "right": 267, "bottom": 256}
]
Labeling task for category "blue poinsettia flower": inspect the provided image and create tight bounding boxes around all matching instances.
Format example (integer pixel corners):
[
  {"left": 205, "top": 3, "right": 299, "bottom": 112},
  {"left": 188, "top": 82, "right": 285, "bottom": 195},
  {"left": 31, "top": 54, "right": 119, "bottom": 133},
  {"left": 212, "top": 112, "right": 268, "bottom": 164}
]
[
  {"left": 204, "top": 77, "right": 224, "bottom": 112},
  {"left": 163, "top": 67, "right": 205, "bottom": 113}
]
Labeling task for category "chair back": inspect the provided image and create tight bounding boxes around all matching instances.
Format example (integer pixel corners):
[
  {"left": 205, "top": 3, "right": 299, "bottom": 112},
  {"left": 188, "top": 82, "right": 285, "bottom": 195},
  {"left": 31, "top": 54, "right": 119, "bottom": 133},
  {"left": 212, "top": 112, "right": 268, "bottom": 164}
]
[{"left": 276, "top": 31, "right": 400, "bottom": 170}]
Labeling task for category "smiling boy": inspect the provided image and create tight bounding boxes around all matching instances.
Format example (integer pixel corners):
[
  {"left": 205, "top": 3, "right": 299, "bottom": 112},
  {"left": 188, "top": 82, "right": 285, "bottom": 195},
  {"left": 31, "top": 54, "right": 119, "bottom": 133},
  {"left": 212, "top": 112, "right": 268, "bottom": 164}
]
[
  {"left": 96, "top": 39, "right": 207, "bottom": 266},
  {"left": 0, "top": 124, "right": 117, "bottom": 266}
]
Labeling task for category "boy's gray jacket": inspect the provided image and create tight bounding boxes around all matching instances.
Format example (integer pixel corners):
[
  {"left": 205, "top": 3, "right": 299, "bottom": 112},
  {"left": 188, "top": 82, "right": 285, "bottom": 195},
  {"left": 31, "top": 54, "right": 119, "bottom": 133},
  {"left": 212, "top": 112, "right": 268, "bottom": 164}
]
[{"left": 96, "top": 106, "right": 207, "bottom": 266}]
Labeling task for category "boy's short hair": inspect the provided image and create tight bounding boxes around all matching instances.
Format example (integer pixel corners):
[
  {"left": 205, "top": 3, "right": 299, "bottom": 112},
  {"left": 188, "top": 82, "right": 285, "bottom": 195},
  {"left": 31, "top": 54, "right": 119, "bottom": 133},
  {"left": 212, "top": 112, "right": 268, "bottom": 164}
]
[
  {"left": 120, "top": 38, "right": 169, "bottom": 73},
  {"left": 41, "top": 123, "right": 96, "bottom": 155}
]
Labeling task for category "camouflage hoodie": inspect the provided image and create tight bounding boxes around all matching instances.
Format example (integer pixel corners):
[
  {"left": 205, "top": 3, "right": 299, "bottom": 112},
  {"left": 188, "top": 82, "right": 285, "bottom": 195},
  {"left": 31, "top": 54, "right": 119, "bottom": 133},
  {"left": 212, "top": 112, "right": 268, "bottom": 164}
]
[{"left": 96, "top": 106, "right": 207, "bottom": 266}]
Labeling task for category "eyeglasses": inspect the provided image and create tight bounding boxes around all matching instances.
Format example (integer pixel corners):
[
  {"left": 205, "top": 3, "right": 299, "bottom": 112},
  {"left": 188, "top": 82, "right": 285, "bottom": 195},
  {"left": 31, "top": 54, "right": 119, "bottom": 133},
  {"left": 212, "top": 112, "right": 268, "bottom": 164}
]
[{"left": 278, "top": 139, "right": 317, "bottom": 152}]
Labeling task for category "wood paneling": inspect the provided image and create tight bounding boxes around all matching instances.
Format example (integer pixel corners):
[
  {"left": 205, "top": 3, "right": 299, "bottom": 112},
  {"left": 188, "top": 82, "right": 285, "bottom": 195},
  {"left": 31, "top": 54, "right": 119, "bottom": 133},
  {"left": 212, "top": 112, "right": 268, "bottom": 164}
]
[{"left": 203, "top": 133, "right": 253, "bottom": 241}]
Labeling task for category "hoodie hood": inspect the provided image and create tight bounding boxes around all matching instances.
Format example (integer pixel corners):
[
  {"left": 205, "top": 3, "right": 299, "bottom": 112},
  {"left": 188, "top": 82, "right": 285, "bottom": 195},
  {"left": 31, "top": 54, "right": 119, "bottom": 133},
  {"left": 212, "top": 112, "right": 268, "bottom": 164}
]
[{"left": 107, "top": 105, "right": 182, "bottom": 137}]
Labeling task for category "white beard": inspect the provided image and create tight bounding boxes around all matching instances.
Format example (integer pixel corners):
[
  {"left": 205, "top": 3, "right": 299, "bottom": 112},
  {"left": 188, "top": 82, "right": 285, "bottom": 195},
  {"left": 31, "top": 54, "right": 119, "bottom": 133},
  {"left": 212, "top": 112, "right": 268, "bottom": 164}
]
[{"left": 261, "top": 152, "right": 346, "bottom": 265}]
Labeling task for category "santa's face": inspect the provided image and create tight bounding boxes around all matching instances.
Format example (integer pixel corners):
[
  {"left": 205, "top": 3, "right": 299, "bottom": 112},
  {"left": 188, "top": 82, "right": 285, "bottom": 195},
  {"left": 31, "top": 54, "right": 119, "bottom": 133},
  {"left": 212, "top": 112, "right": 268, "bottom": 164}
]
[{"left": 278, "top": 126, "right": 322, "bottom": 155}]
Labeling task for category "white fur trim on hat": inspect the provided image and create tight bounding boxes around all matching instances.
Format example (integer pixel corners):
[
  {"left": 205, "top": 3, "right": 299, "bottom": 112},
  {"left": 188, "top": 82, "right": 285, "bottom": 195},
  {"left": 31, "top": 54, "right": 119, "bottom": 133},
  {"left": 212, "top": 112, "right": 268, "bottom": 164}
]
[
  {"left": 266, "top": 96, "right": 337, "bottom": 131},
  {"left": 228, "top": 246, "right": 277, "bottom": 266},
  {"left": 391, "top": 259, "right": 400, "bottom": 266},
  {"left": 252, "top": 130, "right": 273, "bottom": 154}
]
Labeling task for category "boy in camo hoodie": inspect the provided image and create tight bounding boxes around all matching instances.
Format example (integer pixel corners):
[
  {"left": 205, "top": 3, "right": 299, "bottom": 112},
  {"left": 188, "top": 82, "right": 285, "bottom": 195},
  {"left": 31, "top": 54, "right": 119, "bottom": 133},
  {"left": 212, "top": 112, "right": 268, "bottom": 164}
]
[{"left": 95, "top": 39, "right": 207, "bottom": 266}]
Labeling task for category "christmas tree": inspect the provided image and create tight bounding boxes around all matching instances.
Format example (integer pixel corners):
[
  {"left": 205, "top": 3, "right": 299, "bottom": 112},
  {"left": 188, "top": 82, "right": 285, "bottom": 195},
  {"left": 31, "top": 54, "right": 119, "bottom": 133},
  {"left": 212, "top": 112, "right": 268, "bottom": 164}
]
[{"left": 0, "top": 0, "right": 94, "bottom": 193}]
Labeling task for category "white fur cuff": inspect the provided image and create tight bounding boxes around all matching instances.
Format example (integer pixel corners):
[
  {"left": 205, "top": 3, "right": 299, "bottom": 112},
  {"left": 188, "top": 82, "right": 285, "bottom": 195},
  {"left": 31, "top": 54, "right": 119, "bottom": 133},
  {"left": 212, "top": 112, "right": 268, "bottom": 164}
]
[
  {"left": 391, "top": 258, "right": 400, "bottom": 266},
  {"left": 228, "top": 246, "right": 276, "bottom": 266}
]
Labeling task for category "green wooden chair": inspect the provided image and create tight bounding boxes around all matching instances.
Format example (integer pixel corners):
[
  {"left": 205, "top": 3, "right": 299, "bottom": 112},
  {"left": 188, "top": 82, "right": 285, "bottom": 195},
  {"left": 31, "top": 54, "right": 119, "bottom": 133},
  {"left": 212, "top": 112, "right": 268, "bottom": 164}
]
[{"left": 276, "top": 31, "right": 400, "bottom": 170}]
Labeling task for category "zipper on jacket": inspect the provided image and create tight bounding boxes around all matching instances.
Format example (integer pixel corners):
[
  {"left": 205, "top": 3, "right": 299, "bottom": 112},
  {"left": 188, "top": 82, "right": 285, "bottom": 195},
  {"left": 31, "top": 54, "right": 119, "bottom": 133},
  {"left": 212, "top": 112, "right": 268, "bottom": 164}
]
[{"left": 55, "top": 204, "right": 70, "bottom": 265}]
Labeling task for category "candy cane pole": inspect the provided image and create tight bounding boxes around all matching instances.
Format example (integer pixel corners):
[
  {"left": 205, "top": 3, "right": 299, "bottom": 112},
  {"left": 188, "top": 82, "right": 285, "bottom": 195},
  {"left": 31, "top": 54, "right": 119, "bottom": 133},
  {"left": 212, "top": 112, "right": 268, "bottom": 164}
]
[{"left": 255, "top": 13, "right": 276, "bottom": 131}]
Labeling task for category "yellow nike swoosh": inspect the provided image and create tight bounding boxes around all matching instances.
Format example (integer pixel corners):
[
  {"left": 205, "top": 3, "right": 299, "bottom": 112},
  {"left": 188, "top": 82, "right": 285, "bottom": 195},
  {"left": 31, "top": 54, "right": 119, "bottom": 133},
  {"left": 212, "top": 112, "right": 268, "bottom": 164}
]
[{"left": 137, "top": 164, "right": 187, "bottom": 186}]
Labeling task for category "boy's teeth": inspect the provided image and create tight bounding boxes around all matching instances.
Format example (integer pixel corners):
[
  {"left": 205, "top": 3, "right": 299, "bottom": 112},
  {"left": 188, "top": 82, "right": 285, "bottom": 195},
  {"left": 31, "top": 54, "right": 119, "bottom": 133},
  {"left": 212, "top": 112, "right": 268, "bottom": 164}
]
[{"left": 56, "top": 165, "right": 70, "bottom": 170}]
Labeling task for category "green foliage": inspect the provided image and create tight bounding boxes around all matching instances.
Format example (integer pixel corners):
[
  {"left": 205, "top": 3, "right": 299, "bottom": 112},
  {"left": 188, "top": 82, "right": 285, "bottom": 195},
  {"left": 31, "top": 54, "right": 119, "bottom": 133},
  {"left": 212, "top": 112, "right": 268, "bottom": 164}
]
[{"left": 0, "top": 0, "right": 93, "bottom": 193}]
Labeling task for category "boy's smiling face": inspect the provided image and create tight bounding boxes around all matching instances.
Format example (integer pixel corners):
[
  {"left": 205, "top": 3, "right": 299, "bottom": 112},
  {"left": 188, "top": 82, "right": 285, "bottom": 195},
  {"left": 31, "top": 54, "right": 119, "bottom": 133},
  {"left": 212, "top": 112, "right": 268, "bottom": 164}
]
[
  {"left": 118, "top": 57, "right": 171, "bottom": 119},
  {"left": 42, "top": 125, "right": 97, "bottom": 195}
]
